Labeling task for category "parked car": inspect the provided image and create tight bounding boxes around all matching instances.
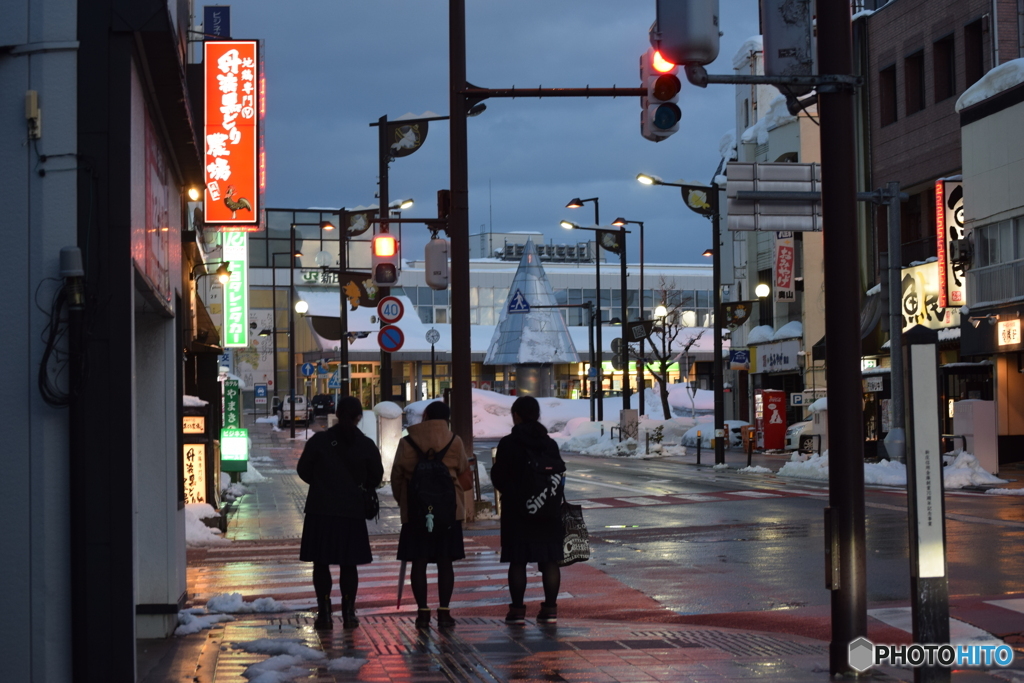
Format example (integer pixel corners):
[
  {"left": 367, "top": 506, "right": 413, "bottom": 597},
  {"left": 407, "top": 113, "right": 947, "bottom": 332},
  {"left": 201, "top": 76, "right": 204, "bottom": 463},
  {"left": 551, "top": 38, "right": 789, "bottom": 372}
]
[
  {"left": 310, "top": 394, "right": 336, "bottom": 417},
  {"left": 277, "top": 395, "right": 310, "bottom": 427},
  {"left": 785, "top": 420, "right": 813, "bottom": 451}
]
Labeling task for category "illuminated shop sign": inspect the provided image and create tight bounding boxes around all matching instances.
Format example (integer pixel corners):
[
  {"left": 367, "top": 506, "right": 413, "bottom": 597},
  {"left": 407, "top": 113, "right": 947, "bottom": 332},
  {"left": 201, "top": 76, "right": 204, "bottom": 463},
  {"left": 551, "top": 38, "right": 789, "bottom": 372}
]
[
  {"left": 935, "top": 179, "right": 965, "bottom": 308},
  {"left": 204, "top": 40, "right": 260, "bottom": 229},
  {"left": 222, "top": 233, "right": 248, "bottom": 347}
]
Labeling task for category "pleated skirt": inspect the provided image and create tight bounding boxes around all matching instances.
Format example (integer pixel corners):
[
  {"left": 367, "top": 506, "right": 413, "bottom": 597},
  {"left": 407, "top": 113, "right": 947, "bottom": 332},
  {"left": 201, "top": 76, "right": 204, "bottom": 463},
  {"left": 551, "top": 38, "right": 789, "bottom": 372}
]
[
  {"left": 396, "top": 520, "right": 465, "bottom": 562},
  {"left": 299, "top": 513, "right": 373, "bottom": 565}
]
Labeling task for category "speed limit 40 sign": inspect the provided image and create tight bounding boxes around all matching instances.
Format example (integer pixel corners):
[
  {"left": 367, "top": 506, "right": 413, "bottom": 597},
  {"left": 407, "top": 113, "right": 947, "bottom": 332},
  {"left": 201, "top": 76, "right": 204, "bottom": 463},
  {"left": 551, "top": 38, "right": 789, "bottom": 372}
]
[{"left": 377, "top": 296, "right": 404, "bottom": 324}]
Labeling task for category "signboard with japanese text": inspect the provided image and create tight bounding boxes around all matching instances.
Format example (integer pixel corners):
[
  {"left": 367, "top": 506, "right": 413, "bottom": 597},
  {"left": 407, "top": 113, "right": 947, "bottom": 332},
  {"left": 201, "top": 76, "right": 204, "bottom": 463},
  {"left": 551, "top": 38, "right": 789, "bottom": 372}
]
[
  {"left": 223, "top": 379, "right": 241, "bottom": 428},
  {"left": 998, "top": 319, "right": 1021, "bottom": 347},
  {"left": 935, "top": 179, "right": 965, "bottom": 308},
  {"left": 754, "top": 339, "right": 801, "bottom": 373},
  {"left": 254, "top": 383, "right": 267, "bottom": 405},
  {"left": 203, "top": 40, "right": 260, "bottom": 228},
  {"left": 220, "top": 427, "right": 249, "bottom": 472},
  {"left": 183, "top": 443, "right": 207, "bottom": 504},
  {"left": 183, "top": 416, "right": 206, "bottom": 434},
  {"left": 222, "top": 232, "right": 248, "bottom": 347},
  {"left": 203, "top": 5, "right": 231, "bottom": 38},
  {"left": 774, "top": 232, "right": 796, "bottom": 302},
  {"left": 901, "top": 261, "right": 960, "bottom": 331},
  {"left": 729, "top": 349, "right": 750, "bottom": 371}
]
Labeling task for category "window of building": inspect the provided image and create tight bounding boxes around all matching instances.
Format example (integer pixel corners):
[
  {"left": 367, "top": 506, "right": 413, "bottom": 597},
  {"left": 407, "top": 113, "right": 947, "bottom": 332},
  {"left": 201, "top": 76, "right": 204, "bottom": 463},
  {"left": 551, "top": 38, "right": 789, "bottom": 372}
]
[
  {"left": 905, "top": 50, "right": 926, "bottom": 115},
  {"left": 964, "top": 19, "right": 984, "bottom": 88},
  {"left": 933, "top": 34, "right": 955, "bottom": 102},
  {"left": 879, "top": 64, "right": 897, "bottom": 125}
]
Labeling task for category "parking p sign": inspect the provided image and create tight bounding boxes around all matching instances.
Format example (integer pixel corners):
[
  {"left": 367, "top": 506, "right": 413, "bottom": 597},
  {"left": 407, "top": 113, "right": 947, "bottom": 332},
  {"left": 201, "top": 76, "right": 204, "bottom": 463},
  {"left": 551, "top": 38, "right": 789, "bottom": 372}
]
[{"left": 790, "top": 392, "right": 804, "bottom": 407}]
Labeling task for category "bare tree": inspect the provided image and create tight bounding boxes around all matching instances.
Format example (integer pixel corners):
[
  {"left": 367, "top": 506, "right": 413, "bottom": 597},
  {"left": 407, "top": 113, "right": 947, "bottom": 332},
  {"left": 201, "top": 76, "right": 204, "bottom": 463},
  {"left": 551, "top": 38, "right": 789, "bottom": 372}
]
[{"left": 633, "top": 277, "right": 706, "bottom": 420}]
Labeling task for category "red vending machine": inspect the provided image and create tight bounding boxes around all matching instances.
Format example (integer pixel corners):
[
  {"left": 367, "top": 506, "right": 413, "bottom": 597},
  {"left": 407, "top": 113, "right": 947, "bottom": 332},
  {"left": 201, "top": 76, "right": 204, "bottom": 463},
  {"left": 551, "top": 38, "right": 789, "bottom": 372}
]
[{"left": 755, "top": 389, "right": 788, "bottom": 450}]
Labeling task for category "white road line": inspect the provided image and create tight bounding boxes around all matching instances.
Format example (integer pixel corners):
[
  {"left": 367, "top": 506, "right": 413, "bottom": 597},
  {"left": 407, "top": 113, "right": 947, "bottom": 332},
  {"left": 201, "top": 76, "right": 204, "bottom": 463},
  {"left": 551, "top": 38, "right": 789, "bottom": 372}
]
[
  {"left": 985, "top": 598, "right": 1024, "bottom": 613},
  {"left": 572, "top": 500, "right": 613, "bottom": 508},
  {"left": 564, "top": 476, "right": 654, "bottom": 495},
  {"left": 868, "top": 607, "right": 1003, "bottom": 646},
  {"left": 612, "top": 497, "right": 665, "bottom": 505},
  {"left": 728, "top": 491, "right": 783, "bottom": 498},
  {"left": 670, "top": 494, "right": 725, "bottom": 502}
]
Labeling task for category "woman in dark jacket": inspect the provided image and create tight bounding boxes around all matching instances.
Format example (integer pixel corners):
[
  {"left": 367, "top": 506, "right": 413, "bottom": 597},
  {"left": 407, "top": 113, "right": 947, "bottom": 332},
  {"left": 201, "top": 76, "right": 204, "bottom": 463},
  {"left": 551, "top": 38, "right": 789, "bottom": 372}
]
[
  {"left": 297, "top": 396, "right": 384, "bottom": 630},
  {"left": 491, "top": 396, "right": 566, "bottom": 626}
]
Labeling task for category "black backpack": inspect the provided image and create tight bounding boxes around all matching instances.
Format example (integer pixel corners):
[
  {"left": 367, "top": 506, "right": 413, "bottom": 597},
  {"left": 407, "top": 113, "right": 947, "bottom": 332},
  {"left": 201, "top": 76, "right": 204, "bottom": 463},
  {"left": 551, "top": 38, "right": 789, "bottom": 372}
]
[
  {"left": 523, "top": 447, "right": 566, "bottom": 519},
  {"left": 405, "top": 435, "right": 457, "bottom": 533}
]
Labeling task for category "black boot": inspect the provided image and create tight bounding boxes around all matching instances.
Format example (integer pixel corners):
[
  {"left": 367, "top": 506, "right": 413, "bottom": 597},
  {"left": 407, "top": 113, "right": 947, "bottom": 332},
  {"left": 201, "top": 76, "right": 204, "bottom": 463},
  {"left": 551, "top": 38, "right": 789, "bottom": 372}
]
[
  {"left": 314, "top": 596, "right": 333, "bottom": 630},
  {"left": 341, "top": 598, "right": 359, "bottom": 629}
]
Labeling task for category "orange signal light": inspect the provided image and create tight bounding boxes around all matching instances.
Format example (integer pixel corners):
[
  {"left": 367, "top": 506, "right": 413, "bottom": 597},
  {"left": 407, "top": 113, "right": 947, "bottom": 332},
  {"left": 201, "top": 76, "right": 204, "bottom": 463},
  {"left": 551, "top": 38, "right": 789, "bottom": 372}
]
[
  {"left": 652, "top": 50, "right": 676, "bottom": 73},
  {"left": 374, "top": 234, "right": 397, "bottom": 257}
]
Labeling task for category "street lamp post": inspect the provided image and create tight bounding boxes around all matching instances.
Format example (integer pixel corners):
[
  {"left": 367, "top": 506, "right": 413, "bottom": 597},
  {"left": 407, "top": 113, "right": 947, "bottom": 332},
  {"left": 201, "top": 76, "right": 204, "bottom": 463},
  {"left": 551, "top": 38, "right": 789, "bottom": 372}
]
[
  {"left": 612, "top": 217, "right": 645, "bottom": 415},
  {"left": 565, "top": 197, "right": 604, "bottom": 420},
  {"left": 289, "top": 220, "right": 335, "bottom": 438},
  {"left": 270, "top": 250, "right": 296, "bottom": 402},
  {"left": 637, "top": 174, "right": 725, "bottom": 465}
]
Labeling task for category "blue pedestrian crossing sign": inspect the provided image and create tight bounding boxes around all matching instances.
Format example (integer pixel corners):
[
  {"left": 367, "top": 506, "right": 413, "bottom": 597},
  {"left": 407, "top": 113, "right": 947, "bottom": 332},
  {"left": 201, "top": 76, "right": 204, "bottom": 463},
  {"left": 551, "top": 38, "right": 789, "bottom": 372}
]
[
  {"left": 508, "top": 289, "right": 530, "bottom": 313},
  {"left": 317, "top": 362, "right": 329, "bottom": 375},
  {"left": 328, "top": 369, "right": 342, "bottom": 389},
  {"left": 300, "top": 362, "right": 316, "bottom": 377}
]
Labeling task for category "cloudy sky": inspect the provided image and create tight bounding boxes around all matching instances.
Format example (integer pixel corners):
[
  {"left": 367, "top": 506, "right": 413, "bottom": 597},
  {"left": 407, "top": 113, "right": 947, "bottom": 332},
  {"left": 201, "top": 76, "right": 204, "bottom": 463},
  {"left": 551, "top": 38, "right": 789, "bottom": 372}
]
[{"left": 228, "top": 1, "right": 761, "bottom": 264}]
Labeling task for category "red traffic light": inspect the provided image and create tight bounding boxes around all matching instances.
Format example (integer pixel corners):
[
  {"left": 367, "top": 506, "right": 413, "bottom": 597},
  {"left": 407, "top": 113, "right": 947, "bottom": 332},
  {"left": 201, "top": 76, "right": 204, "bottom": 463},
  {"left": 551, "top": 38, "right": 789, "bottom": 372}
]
[
  {"left": 652, "top": 50, "right": 676, "bottom": 73},
  {"left": 373, "top": 234, "right": 397, "bottom": 257}
]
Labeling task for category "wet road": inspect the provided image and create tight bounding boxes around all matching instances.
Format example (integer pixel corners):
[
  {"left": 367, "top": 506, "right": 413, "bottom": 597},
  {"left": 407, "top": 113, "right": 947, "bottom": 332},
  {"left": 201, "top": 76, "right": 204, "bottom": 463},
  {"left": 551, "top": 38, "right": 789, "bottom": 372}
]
[{"left": 476, "top": 444, "right": 1024, "bottom": 620}]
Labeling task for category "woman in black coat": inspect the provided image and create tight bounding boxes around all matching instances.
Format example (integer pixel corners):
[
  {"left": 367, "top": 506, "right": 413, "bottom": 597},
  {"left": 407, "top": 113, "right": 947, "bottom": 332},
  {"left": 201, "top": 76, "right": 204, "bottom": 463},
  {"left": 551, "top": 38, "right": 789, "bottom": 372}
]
[
  {"left": 491, "top": 396, "right": 566, "bottom": 626},
  {"left": 297, "top": 396, "right": 383, "bottom": 629}
]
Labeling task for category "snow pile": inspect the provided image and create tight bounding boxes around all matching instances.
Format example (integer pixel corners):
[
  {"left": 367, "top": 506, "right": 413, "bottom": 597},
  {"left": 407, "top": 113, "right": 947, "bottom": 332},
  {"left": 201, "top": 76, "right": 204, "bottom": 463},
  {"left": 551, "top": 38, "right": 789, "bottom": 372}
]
[
  {"left": 747, "top": 325, "right": 775, "bottom": 345},
  {"left": 185, "top": 503, "right": 230, "bottom": 546},
  {"left": 241, "top": 462, "right": 268, "bottom": 485},
  {"left": 773, "top": 320, "right": 803, "bottom": 341},
  {"left": 720, "top": 129, "right": 737, "bottom": 161},
  {"left": 579, "top": 437, "right": 648, "bottom": 458},
  {"left": 741, "top": 94, "right": 797, "bottom": 145},
  {"left": 373, "top": 401, "right": 403, "bottom": 420},
  {"left": 255, "top": 416, "right": 279, "bottom": 427},
  {"left": 986, "top": 488, "right": 1024, "bottom": 496},
  {"left": 739, "top": 465, "right": 773, "bottom": 474},
  {"left": 222, "top": 481, "right": 249, "bottom": 502},
  {"left": 406, "top": 390, "right": 590, "bottom": 439},
  {"left": 206, "top": 593, "right": 287, "bottom": 614},
  {"left": 183, "top": 395, "right": 209, "bottom": 407},
  {"left": 777, "top": 451, "right": 1007, "bottom": 489},
  {"left": 943, "top": 452, "right": 1008, "bottom": 488},
  {"left": 956, "top": 58, "right": 1024, "bottom": 112},
  {"left": 712, "top": 463, "right": 730, "bottom": 470},
  {"left": 230, "top": 638, "right": 365, "bottom": 682},
  {"left": 175, "top": 607, "right": 233, "bottom": 635}
]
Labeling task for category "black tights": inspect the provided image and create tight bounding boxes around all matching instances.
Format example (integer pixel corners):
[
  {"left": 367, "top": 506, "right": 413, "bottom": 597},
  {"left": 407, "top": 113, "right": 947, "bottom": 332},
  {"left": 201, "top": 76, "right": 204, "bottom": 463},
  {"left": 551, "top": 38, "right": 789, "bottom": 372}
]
[
  {"left": 507, "top": 561, "right": 560, "bottom": 607},
  {"left": 410, "top": 559, "right": 454, "bottom": 609},
  {"left": 312, "top": 563, "right": 358, "bottom": 603}
]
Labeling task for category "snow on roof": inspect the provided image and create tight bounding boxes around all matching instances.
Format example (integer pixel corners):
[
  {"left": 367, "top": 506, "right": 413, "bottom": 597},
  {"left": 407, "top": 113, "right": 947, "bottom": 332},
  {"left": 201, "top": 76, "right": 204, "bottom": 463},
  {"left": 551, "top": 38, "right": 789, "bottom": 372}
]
[
  {"left": 938, "top": 327, "right": 962, "bottom": 341},
  {"left": 720, "top": 129, "right": 737, "bottom": 161},
  {"left": 183, "top": 395, "right": 208, "bottom": 407},
  {"left": 808, "top": 397, "right": 827, "bottom": 413},
  {"left": 773, "top": 320, "right": 803, "bottom": 341},
  {"left": 956, "top": 58, "right": 1024, "bottom": 112},
  {"left": 747, "top": 325, "right": 775, "bottom": 345},
  {"left": 740, "top": 94, "right": 797, "bottom": 145},
  {"left": 866, "top": 283, "right": 881, "bottom": 296},
  {"left": 733, "top": 35, "right": 763, "bottom": 70},
  {"left": 852, "top": 8, "right": 875, "bottom": 20}
]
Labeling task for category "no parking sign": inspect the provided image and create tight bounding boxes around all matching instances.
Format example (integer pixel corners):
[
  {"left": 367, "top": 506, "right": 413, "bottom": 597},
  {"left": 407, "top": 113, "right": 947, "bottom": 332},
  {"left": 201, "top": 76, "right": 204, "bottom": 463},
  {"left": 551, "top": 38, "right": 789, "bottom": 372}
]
[{"left": 378, "top": 325, "right": 405, "bottom": 353}]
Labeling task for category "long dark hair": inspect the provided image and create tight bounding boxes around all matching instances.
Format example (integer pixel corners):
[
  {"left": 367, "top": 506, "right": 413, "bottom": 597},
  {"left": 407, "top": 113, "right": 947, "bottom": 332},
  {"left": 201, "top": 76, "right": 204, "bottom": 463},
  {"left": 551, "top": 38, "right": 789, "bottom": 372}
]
[{"left": 336, "top": 396, "right": 363, "bottom": 426}]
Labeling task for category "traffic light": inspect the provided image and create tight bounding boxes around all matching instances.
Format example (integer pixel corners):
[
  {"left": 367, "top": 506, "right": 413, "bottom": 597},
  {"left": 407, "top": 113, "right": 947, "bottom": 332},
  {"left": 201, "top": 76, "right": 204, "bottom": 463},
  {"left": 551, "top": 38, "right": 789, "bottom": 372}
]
[
  {"left": 611, "top": 337, "right": 627, "bottom": 371},
  {"left": 424, "top": 237, "right": 449, "bottom": 290},
  {"left": 640, "top": 49, "right": 682, "bottom": 142},
  {"left": 372, "top": 233, "right": 400, "bottom": 287},
  {"left": 650, "top": 0, "right": 721, "bottom": 67}
]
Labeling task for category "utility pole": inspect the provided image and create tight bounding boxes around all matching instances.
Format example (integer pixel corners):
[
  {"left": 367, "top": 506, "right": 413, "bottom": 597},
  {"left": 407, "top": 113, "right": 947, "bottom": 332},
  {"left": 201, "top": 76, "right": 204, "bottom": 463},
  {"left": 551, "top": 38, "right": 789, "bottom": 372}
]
[
  {"left": 449, "top": 0, "right": 474, "bottom": 456},
  {"left": 818, "top": 0, "right": 868, "bottom": 674}
]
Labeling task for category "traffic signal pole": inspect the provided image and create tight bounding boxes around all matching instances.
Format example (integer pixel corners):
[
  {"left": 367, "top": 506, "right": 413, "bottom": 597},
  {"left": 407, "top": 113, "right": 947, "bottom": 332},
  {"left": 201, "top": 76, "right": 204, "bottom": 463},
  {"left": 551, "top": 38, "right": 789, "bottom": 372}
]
[
  {"left": 817, "top": 0, "right": 868, "bottom": 674},
  {"left": 377, "top": 115, "right": 393, "bottom": 402}
]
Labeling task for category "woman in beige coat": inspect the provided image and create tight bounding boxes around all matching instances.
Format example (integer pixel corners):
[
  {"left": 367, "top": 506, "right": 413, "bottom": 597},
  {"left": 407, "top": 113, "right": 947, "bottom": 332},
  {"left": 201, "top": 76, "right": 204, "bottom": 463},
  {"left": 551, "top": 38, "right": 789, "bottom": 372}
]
[{"left": 391, "top": 401, "right": 470, "bottom": 628}]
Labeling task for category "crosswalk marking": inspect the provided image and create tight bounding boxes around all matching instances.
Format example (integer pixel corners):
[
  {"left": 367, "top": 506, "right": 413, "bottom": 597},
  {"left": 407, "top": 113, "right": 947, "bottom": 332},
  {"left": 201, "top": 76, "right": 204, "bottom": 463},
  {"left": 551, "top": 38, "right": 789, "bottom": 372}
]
[
  {"left": 669, "top": 494, "right": 725, "bottom": 502},
  {"left": 868, "top": 607, "right": 1003, "bottom": 646},
  {"left": 729, "top": 491, "right": 782, "bottom": 498},
  {"left": 613, "top": 497, "right": 664, "bottom": 505}
]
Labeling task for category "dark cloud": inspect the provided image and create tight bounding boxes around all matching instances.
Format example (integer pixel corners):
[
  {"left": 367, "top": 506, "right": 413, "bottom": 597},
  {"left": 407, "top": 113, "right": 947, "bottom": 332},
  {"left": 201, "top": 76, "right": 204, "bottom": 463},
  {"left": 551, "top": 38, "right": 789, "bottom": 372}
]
[{"left": 231, "top": 0, "right": 760, "bottom": 263}]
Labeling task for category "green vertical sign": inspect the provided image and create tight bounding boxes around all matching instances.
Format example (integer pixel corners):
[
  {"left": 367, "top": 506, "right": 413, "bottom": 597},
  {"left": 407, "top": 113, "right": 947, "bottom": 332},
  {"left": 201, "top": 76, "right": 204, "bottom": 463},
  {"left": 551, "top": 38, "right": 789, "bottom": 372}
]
[
  {"left": 222, "top": 232, "right": 248, "bottom": 347},
  {"left": 223, "top": 379, "right": 241, "bottom": 428}
]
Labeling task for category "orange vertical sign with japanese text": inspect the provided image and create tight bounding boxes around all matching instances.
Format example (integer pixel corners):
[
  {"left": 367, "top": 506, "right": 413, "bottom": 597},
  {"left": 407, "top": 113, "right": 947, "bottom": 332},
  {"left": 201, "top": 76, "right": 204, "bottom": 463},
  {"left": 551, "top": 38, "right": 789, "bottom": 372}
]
[{"left": 204, "top": 40, "right": 260, "bottom": 226}]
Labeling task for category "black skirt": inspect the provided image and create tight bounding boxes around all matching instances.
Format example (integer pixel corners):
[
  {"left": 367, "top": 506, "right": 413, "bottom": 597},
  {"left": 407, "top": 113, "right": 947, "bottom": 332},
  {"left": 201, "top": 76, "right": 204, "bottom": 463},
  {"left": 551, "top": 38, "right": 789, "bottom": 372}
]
[
  {"left": 299, "top": 513, "right": 373, "bottom": 565},
  {"left": 396, "top": 520, "right": 465, "bottom": 562},
  {"left": 500, "top": 518, "right": 563, "bottom": 564}
]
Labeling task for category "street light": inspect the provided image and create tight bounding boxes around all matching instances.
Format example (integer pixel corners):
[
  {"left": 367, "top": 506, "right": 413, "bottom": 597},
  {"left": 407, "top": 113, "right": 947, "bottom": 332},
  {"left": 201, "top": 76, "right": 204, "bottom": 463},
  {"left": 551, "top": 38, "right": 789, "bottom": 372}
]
[
  {"left": 189, "top": 261, "right": 232, "bottom": 284},
  {"left": 565, "top": 196, "right": 605, "bottom": 419},
  {"left": 638, "top": 172, "right": 726, "bottom": 465},
  {"left": 288, "top": 220, "right": 335, "bottom": 437},
  {"left": 561, "top": 216, "right": 632, "bottom": 413},
  {"left": 612, "top": 217, "right": 646, "bottom": 415}
]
